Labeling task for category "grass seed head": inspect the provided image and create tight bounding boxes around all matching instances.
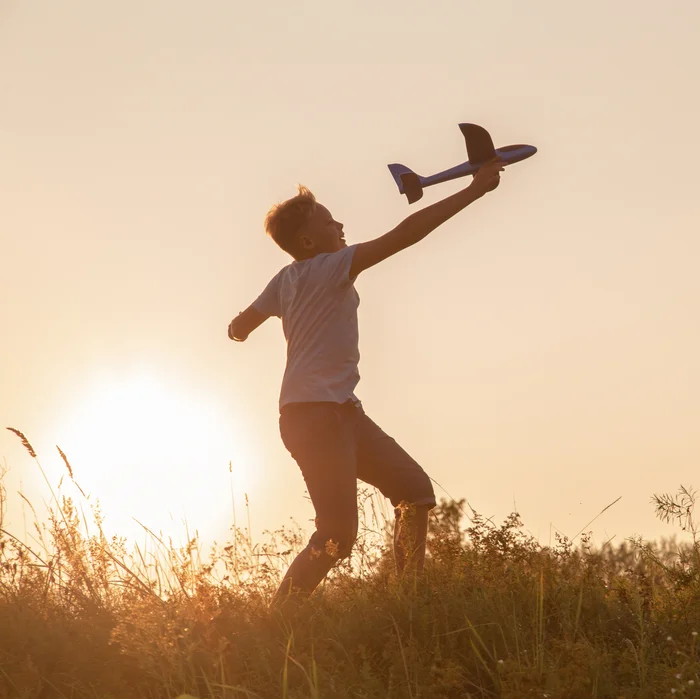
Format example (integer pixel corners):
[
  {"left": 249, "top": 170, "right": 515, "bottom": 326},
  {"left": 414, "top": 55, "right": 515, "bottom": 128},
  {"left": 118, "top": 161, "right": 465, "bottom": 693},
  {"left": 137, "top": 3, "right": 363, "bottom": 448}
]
[
  {"left": 6, "top": 427, "right": 37, "bottom": 458},
  {"left": 56, "top": 445, "right": 74, "bottom": 479}
]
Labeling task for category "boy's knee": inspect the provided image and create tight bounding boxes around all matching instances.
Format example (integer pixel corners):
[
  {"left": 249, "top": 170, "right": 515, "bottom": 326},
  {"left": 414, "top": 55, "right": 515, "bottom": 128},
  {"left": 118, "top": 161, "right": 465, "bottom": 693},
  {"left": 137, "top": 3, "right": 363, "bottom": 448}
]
[
  {"left": 399, "top": 470, "right": 436, "bottom": 513},
  {"left": 418, "top": 472, "right": 436, "bottom": 507},
  {"left": 394, "top": 488, "right": 436, "bottom": 519}
]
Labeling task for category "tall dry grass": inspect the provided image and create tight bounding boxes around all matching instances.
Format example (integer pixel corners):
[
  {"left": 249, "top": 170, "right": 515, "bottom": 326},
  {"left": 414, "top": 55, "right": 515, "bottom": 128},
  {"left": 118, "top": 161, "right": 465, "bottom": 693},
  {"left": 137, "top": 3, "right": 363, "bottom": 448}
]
[{"left": 2, "top": 427, "right": 700, "bottom": 698}]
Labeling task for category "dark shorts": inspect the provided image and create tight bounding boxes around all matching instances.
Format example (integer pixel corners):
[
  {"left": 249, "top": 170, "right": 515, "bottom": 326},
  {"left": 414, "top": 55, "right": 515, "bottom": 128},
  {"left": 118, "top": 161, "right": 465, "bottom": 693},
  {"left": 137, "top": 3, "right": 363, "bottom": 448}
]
[{"left": 279, "top": 401, "right": 435, "bottom": 554}]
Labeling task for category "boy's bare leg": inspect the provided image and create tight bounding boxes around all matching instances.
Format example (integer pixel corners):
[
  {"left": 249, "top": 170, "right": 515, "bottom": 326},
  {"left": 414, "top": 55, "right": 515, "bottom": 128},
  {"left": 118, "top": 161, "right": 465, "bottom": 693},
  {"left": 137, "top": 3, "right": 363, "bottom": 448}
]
[
  {"left": 271, "top": 546, "right": 336, "bottom": 611},
  {"left": 394, "top": 502, "right": 431, "bottom": 577}
]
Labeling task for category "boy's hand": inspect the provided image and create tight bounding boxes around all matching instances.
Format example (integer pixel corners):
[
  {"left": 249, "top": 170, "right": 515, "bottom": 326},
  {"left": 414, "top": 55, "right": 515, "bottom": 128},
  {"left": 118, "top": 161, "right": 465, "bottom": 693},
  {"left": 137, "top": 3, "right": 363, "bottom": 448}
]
[
  {"left": 471, "top": 157, "right": 505, "bottom": 197},
  {"left": 228, "top": 306, "right": 268, "bottom": 342},
  {"left": 228, "top": 314, "right": 246, "bottom": 342}
]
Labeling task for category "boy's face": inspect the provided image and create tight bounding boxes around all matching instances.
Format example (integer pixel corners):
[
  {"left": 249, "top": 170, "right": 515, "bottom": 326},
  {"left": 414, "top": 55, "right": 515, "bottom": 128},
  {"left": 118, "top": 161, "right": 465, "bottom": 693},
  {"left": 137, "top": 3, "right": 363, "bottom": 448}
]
[{"left": 298, "top": 204, "right": 346, "bottom": 258}]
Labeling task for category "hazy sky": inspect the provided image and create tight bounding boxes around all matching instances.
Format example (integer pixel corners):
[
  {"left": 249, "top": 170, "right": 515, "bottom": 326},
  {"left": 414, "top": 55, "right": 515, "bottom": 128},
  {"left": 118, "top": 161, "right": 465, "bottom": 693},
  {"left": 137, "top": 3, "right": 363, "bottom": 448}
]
[{"left": 2, "top": 1, "right": 699, "bottom": 551}]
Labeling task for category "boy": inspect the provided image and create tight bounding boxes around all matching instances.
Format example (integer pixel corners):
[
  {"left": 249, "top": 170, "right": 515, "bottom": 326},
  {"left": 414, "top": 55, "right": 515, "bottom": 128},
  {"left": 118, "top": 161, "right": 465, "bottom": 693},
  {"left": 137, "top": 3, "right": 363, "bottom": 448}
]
[{"left": 228, "top": 157, "right": 504, "bottom": 605}]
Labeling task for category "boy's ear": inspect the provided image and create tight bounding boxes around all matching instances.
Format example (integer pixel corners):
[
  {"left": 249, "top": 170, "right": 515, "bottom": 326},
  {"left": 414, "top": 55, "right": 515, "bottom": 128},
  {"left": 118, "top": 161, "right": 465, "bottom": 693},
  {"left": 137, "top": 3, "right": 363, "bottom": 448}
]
[{"left": 300, "top": 235, "right": 314, "bottom": 250}]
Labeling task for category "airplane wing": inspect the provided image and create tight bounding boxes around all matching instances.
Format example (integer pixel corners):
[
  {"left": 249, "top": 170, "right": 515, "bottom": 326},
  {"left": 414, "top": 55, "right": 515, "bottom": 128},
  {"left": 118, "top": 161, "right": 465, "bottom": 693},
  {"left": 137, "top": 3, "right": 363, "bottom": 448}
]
[{"left": 458, "top": 123, "right": 496, "bottom": 164}]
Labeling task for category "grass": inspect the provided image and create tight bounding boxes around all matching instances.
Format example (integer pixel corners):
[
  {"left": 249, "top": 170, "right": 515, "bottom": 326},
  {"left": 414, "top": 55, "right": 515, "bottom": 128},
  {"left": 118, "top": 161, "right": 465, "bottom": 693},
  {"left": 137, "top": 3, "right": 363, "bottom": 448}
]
[{"left": 2, "top": 428, "right": 700, "bottom": 698}]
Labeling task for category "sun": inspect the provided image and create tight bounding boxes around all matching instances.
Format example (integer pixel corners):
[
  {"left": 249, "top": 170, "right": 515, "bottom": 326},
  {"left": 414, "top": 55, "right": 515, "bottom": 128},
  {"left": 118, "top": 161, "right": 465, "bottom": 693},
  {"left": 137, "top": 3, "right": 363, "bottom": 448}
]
[{"left": 53, "top": 370, "right": 254, "bottom": 545}]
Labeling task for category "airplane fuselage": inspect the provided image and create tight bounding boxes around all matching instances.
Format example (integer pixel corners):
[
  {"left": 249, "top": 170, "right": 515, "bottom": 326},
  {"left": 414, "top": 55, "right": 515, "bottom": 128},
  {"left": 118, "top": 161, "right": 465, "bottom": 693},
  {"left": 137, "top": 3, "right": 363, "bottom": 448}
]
[{"left": 421, "top": 144, "right": 537, "bottom": 189}]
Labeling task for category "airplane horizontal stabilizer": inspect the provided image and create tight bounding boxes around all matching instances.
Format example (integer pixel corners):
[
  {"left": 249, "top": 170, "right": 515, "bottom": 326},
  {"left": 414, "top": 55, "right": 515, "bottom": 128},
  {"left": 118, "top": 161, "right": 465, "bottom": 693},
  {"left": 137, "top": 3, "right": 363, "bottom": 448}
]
[
  {"left": 400, "top": 172, "right": 423, "bottom": 204},
  {"left": 387, "top": 163, "right": 424, "bottom": 204}
]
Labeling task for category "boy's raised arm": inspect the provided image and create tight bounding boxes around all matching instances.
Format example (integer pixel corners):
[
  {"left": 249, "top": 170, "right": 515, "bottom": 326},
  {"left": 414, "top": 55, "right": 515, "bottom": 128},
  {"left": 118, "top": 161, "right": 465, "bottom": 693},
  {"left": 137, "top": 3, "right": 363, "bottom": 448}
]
[
  {"left": 350, "top": 158, "right": 504, "bottom": 278},
  {"left": 228, "top": 305, "right": 268, "bottom": 342}
]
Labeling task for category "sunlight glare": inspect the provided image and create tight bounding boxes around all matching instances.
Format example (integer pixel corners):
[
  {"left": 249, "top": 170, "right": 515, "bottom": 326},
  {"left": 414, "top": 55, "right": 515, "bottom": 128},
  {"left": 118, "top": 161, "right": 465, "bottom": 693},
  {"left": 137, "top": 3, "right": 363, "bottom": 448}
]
[{"left": 54, "top": 370, "right": 253, "bottom": 545}]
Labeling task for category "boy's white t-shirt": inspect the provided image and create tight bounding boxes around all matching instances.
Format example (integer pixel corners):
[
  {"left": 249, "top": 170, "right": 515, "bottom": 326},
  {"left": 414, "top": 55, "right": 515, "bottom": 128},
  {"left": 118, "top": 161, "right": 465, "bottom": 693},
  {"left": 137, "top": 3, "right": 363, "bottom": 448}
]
[{"left": 252, "top": 245, "right": 361, "bottom": 410}]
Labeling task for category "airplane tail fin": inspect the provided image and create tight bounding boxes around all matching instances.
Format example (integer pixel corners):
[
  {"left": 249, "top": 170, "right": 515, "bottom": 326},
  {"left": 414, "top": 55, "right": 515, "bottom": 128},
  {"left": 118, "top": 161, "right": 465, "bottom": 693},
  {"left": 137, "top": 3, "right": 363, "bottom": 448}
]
[{"left": 387, "top": 163, "right": 424, "bottom": 204}]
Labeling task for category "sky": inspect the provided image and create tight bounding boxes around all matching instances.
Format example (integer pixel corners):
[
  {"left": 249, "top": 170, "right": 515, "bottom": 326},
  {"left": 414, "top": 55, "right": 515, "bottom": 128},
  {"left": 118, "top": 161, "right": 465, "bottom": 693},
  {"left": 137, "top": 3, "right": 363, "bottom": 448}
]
[{"left": 1, "top": 0, "right": 699, "bottom": 552}]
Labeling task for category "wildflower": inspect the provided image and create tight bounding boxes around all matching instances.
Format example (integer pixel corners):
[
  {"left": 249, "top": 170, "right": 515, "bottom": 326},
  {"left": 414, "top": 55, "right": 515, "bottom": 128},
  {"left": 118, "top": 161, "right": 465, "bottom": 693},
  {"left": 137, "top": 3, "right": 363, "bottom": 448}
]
[
  {"left": 693, "top": 631, "right": 698, "bottom": 637},
  {"left": 671, "top": 690, "right": 676, "bottom": 695},
  {"left": 689, "top": 680, "right": 695, "bottom": 686},
  {"left": 325, "top": 539, "right": 340, "bottom": 558},
  {"left": 498, "top": 659, "right": 504, "bottom": 665},
  {"left": 667, "top": 636, "right": 673, "bottom": 641},
  {"left": 676, "top": 674, "right": 682, "bottom": 679}
]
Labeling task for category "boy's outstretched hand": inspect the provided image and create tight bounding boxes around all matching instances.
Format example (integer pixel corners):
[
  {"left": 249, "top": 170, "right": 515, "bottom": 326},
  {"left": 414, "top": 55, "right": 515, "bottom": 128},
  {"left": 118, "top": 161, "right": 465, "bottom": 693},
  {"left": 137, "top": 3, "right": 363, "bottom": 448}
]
[
  {"left": 471, "top": 157, "right": 505, "bottom": 197},
  {"left": 228, "top": 306, "right": 268, "bottom": 342}
]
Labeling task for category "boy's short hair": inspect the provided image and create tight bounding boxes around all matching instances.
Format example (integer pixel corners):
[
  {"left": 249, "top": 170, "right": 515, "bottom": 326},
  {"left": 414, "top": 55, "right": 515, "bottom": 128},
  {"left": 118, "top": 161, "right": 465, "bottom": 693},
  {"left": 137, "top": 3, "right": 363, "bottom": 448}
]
[{"left": 264, "top": 185, "right": 317, "bottom": 258}]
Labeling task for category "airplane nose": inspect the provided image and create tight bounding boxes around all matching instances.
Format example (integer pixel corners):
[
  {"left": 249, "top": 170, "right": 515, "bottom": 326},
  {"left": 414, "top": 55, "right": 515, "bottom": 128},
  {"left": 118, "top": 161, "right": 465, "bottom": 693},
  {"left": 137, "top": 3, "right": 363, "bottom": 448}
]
[{"left": 495, "top": 144, "right": 537, "bottom": 165}]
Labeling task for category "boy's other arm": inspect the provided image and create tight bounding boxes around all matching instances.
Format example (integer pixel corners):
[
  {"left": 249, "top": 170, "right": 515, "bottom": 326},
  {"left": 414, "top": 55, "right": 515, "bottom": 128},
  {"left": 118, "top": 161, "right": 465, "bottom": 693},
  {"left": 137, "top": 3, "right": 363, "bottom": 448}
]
[
  {"left": 349, "top": 158, "right": 504, "bottom": 278},
  {"left": 228, "top": 305, "right": 268, "bottom": 342}
]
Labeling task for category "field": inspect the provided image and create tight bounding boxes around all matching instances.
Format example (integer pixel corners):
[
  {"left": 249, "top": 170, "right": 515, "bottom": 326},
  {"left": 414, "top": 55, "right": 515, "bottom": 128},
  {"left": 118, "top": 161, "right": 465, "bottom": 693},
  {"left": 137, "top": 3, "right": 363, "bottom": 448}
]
[{"left": 2, "top": 429, "right": 700, "bottom": 699}]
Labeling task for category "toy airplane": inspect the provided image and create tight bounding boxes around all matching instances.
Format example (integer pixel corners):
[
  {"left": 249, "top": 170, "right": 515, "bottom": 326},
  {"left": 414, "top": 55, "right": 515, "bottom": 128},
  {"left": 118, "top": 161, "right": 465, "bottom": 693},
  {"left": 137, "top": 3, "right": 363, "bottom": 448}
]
[{"left": 388, "top": 123, "right": 537, "bottom": 204}]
